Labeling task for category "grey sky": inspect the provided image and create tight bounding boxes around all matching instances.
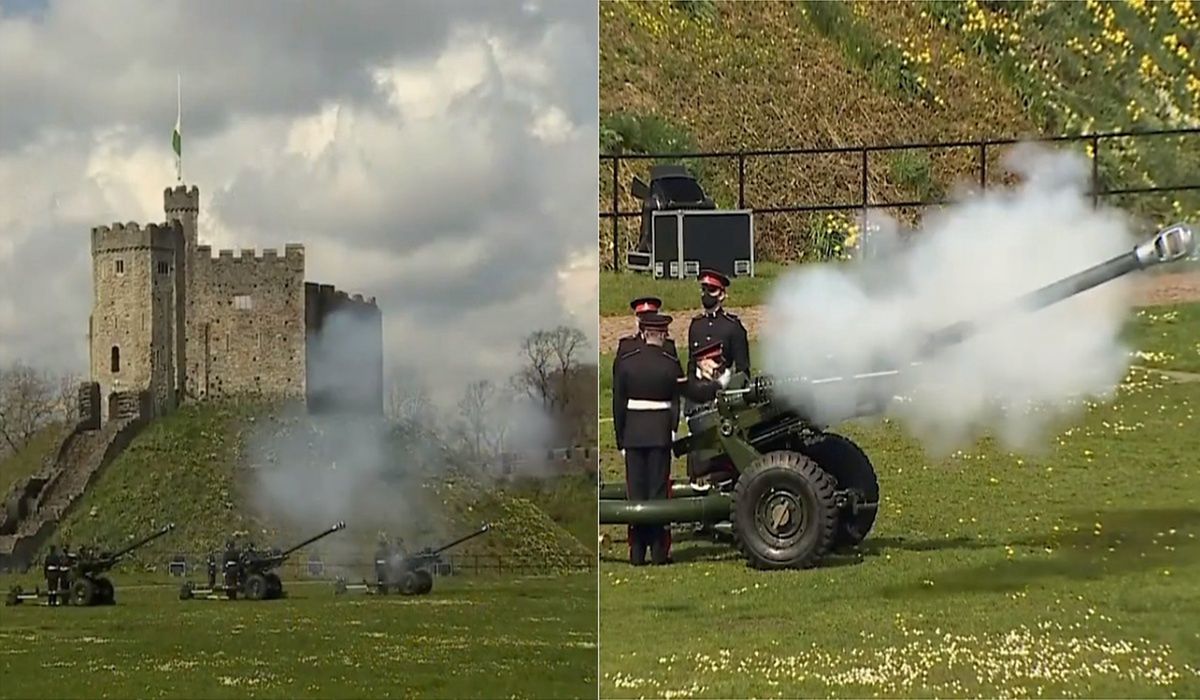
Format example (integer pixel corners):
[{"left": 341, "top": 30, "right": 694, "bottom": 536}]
[{"left": 0, "top": 0, "right": 598, "bottom": 406}]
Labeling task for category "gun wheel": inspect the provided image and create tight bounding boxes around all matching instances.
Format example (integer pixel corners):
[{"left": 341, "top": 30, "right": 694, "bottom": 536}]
[
  {"left": 265, "top": 573, "right": 283, "bottom": 600},
  {"left": 5, "top": 586, "right": 20, "bottom": 606},
  {"left": 731, "top": 450, "right": 837, "bottom": 570},
  {"left": 244, "top": 574, "right": 268, "bottom": 601},
  {"left": 179, "top": 584, "right": 194, "bottom": 600},
  {"left": 95, "top": 577, "right": 114, "bottom": 605},
  {"left": 70, "top": 578, "right": 97, "bottom": 606},
  {"left": 398, "top": 572, "right": 421, "bottom": 595},
  {"left": 798, "top": 432, "right": 880, "bottom": 550},
  {"left": 414, "top": 570, "right": 433, "bottom": 595}
]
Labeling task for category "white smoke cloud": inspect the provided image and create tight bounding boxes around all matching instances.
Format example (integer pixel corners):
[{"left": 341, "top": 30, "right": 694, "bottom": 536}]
[{"left": 762, "top": 144, "right": 1145, "bottom": 455}]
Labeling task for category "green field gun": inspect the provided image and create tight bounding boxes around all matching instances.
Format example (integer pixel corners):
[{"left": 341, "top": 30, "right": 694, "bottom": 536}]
[
  {"left": 601, "top": 223, "right": 1196, "bottom": 570},
  {"left": 180, "top": 521, "right": 346, "bottom": 602},
  {"left": 334, "top": 523, "right": 492, "bottom": 597},
  {"left": 6, "top": 523, "right": 177, "bottom": 607}
]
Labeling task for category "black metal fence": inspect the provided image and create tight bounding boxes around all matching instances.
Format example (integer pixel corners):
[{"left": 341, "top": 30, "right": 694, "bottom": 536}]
[
  {"left": 599, "top": 127, "right": 1200, "bottom": 270},
  {"left": 125, "top": 550, "right": 596, "bottom": 581}
]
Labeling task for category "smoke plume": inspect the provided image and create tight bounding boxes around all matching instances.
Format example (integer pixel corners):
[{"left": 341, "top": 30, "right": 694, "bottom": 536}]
[
  {"left": 762, "top": 144, "right": 1143, "bottom": 455},
  {"left": 242, "top": 307, "right": 564, "bottom": 569}
]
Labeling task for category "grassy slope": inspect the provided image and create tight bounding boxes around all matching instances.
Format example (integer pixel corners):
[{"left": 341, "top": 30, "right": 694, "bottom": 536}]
[
  {"left": 30, "top": 402, "right": 592, "bottom": 571},
  {"left": 0, "top": 425, "right": 65, "bottom": 496},
  {"left": 0, "top": 574, "right": 596, "bottom": 700},
  {"left": 600, "top": 0, "right": 1200, "bottom": 269},
  {"left": 598, "top": 304, "right": 1200, "bottom": 697}
]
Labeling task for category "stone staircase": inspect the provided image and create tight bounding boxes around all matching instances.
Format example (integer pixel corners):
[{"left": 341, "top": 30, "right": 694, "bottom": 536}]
[{"left": 0, "top": 385, "right": 147, "bottom": 572}]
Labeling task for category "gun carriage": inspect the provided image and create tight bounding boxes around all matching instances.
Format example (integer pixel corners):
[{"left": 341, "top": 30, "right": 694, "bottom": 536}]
[
  {"left": 600, "top": 224, "right": 1196, "bottom": 570},
  {"left": 335, "top": 523, "right": 492, "bottom": 597}
]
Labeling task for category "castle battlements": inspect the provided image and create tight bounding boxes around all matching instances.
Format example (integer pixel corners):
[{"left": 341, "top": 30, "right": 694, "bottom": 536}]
[
  {"left": 194, "top": 244, "right": 304, "bottom": 263},
  {"left": 163, "top": 185, "right": 199, "bottom": 212},
  {"left": 91, "top": 220, "right": 183, "bottom": 253}
]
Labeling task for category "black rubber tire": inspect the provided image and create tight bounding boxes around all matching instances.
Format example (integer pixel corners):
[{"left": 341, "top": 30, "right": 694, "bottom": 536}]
[
  {"left": 96, "top": 577, "right": 114, "bottom": 605},
  {"left": 796, "top": 432, "right": 880, "bottom": 549},
  {"left": 179, "top": 584, "right": 193, "bottom": 600},
  {"left": 414, "top": 570, "right": 433, "bottom": 595},
  {"left": 398, "top": 572, "right": 421, "bottom": 596},
  {"left": 264, "top": 573, "right": 282, "bottom": 600},
  {"left": 731, "top": 450, "right": 838, "bottom": 569},
  {"left": 71, "top": 578, "right": 96, "bottom": 606},
  {"left": 244, "top": 574, "right": 268, "bottom": 601}
]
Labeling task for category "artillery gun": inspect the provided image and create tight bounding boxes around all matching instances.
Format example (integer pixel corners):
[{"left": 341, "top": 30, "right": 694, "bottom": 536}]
[
  {"left": 334, "top": 523, "right": 492, "bottom": 597},
  {"left": 180, "top": 521, "right": 346, "bottom": 601},
  {"left": 5, "top": 523, "right": 176, "bottom": 606},
  {"left": 601, "top": 223, "right": 1196, "bottom": 570}
]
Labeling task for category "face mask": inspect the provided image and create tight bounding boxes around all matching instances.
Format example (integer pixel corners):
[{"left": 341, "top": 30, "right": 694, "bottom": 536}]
[{"left": 701, "top": 294, "right": 720, "bottom": 310}]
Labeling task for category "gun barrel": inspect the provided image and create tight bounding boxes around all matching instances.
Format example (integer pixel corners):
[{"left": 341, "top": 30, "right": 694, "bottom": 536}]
[
  {"left": 922, "top": 223, "right": 1195, "bottom": 353},
  {"left": 108, "top": 523, "right": 176, "bottom": 561},
  {"left": 431, "top": 523, "right": 492, "bottom": 556},
  {"left": 278, "top": 521, "right": 347, "bottom": 559}
]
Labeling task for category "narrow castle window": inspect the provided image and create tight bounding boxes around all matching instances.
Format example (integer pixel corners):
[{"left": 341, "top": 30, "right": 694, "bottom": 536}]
[
  {"left": 157, "top": 261, "right": 169, "bottom": 274},
  {"left": 115, "top": 260, "right": 125, "bottom": 275},
  {"left": 111, "top": 346, "right": 121, "bottom": 373},
  {"left": 234, "top": 295, "right": 253, "bottom": 310}
]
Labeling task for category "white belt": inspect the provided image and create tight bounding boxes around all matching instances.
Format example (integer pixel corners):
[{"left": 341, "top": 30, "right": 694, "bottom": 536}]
[{"left": 627, "top": 399, "right": 671, "bottom": 410}]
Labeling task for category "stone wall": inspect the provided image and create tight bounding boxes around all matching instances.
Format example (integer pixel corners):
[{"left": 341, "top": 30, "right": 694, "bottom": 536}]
[
  {"left": 189, "top": 246, "right": 306, "bottom": 400},
  {"left": 89, "top": 222, "right": 182, "bottom": 423}
]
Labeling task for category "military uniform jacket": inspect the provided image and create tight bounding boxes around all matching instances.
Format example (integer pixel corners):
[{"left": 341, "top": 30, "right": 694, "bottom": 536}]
[
  {"left": 688, "top": 310, "right": 750, "bottom": 374},
  {"left": 612, "top": 345, "right": 684, "bottom": 450},
  {"left": 616, "top": 334, "right": 677, "bottom": 359}
]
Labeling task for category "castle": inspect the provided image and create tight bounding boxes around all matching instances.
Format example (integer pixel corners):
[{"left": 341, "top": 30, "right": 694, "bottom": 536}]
[{"left": 87, "top": 184, "right": 383, "bottom": 423}]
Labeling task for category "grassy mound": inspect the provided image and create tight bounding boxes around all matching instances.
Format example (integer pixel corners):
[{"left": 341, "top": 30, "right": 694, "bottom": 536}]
[{"left": 43, "top": 402, "right": 593, "bottom": 572}]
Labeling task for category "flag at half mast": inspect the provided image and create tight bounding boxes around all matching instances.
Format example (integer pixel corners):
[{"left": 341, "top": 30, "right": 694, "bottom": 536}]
[{"left": 173, "top": 73, "right": 182, "bottom": 183}]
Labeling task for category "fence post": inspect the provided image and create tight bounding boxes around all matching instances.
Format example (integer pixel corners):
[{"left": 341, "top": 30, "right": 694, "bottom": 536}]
[
  {"left": 979, "top": 142, "right": 987, "bottom": 191},
  {"left": 611, "top": 157, "right": 621, "bottom": 270},
  {"left": 1091, "top": 135, "right": 1100, "bottom": 209},
  {"left": 737, "top": 153, "right": 746, "bottom": 208}
]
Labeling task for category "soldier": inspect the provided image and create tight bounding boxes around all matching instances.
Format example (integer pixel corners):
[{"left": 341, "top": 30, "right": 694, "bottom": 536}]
[
  {"left": 613, "top": 313, "right": 722, "bottom": 566},
  {"left": 686, "top": 269, "right": 750, "bottom": 488},
  {"left": 688, "top": 269, "right": 750, "bottom": 376},
  {"left": 206, "top": 551, "right": 217, "bottom": 589},
  {"left": 44, "top": 545, "right": 60, "bottom": 606},
  {"left": 58, "top": 543, "right": 72, "bottom": 602},
  {"left": 374, "top": 534, "right": 389, "bottom": 586},
  {"left": 616, "top": 296, "right": 678, "bottom": 359},
  {"left": 222, "top": 540, "right": 240, "bottom": 591}
]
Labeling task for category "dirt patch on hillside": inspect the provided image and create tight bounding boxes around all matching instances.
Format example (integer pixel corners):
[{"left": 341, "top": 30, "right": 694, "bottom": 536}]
[{"left": 599, "top": 269, "right": 1200, "bottom": 353}]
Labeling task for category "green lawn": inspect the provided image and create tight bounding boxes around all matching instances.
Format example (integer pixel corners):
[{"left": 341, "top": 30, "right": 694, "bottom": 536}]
[
  {"left": 0, "top": 573, "right": 596, "bottom": 700},
  {"left": 598, "top": 303, "right": 1200, "bottom": 698},
  {"left": 599, "top": 263, "right": 785, "bottom": 317}
]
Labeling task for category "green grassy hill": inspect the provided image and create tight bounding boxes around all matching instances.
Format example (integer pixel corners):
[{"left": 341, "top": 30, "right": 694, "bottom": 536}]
[
  {"left": 600, "top": 0, "right": 1200, "bottom": 267},
  {"left": 0, "top": 402, "right": 593, "bottom": 571}
]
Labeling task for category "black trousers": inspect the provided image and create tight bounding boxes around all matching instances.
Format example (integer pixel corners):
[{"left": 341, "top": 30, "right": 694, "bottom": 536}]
[{"left": 625, "top": 446, "right": 673, "bottom": 563}]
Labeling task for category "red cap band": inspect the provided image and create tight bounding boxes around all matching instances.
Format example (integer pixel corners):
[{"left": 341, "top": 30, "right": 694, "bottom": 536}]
[
  {"left": 700, "top": 274, "right": 724, "bottom": 288},
  {"left": 634, "top": 302, "right": 657, "bottom": 313}
]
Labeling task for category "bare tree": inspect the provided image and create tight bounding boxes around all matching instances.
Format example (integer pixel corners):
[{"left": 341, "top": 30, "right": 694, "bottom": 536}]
[
  {"left": 0, "top": 362, "right": 61, "bottom": 454},
  {"left": 456, "top": 379, "right": 495, "bottom": 460},
  {"left": 386, "top": 366, "right": 435, "bottom": 430},
  {"left": 515, "top": 325, "right": 587, "bottom": 413}
]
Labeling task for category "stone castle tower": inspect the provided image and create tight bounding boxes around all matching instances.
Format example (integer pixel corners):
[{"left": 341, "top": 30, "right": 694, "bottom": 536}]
[{"left": 87, "top": 185, "right": 382, "bottom": 423}]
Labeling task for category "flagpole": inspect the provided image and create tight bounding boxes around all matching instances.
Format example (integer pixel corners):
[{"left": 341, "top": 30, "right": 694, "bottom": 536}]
[{"left": 175, "top": 73, "right": 183, "bottom": 184}]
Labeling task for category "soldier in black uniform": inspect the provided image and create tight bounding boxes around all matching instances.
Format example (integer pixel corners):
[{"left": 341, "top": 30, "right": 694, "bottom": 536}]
[
  {"left": 58, "top": 543, "right": 73, "bottom": 601},
  {"left": 686, "top": 269, "right": 751, "bottom": 487},
  {"left": 206, "top": 551, "right": 217, "bottom": 589},
  {"left": 613, "top": 313, "right": 723, "bottom": 566},
  {"left": 222, "top": 540, "right": 240, "bottom": 591},
  {"left": 615, "top": 296, "right": 678, "bottom": 359},
  {"left": 374, "top": 534, "right": 389, "bottom": 586},
  {"left": 44, "top": 546, "right": 61, "bottom": 606}
]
